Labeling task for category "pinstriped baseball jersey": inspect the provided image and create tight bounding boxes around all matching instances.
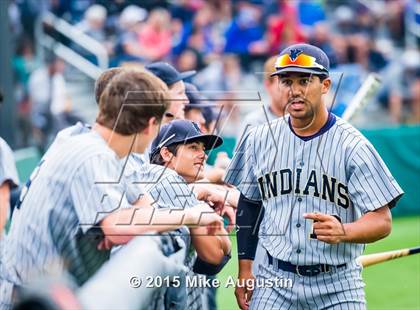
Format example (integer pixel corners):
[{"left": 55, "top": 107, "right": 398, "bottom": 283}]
[
  {"left": 0, "top": 130, "right": 142, "bottom": 295},
  {"left": 225, "top": 113, "right": 403, "bottom": 266},
  {"left": 131, "top": 163, "right": 198, "bottom": 265},
  {"left": 131, "top": 163, "right": 209, "bottom": 310},
  {"left": 0, "top": 137, "right": 19, "bottom": 188},
  {"left": 45, "top": 123, "right": 146, "bottom": 205},
  {"left": 237, "top": 105, "right": 280, "bottom": 143}
]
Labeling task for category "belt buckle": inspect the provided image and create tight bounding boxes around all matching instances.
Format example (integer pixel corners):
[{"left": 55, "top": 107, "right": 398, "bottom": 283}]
[
  {"left": 296, "top": 265, "right": 303, "bottom": 277},
  {"left": 322, "top": 264, "right": 331, "bottom": 273},
  {"left": 296, "top": 265, "right": 321, "bottom": 277}
]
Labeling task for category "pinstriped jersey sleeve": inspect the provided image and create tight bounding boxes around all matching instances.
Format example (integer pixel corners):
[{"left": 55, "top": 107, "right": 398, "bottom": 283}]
[
  {"left": 70, "top": 155, "right": 131, "bottom": 233},
  {"left": 147, "top": 173, "right": 200, "bottom": 210},
  {"left": 0, "top": 138, "right": 19, "bottom": 187},
  {"left": 224, "top": 131, "right": 261, "bottom": 201},
  {"left": 347, "top": 140, "right": 404, "bottom": 213}
]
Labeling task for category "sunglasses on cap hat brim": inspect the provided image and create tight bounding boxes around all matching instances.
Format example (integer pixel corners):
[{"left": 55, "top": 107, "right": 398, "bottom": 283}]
[{"left": 271, "top": 53, "right": 329, "bottom": 77}]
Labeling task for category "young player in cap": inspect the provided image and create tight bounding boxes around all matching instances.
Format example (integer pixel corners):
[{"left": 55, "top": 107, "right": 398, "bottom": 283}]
[{"left": 145, "top": 119, "right": 232, "bottom": 309}]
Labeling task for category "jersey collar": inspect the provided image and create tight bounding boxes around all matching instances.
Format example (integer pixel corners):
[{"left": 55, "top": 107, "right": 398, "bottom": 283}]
[{"left": 288, "top": 113, "right": 336, "bottom": 141}]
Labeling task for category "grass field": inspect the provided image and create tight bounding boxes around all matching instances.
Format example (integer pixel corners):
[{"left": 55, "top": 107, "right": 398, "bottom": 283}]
[{"left": 217, "top": 216, "right": 420, "bottom": 310}]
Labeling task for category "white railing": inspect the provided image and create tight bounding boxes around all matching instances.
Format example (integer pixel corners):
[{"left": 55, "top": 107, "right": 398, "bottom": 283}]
[{"left": 37, "top": 12, "right": 108, "bottom": 79}]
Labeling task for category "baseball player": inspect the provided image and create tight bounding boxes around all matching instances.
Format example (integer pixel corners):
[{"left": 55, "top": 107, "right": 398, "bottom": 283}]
[
  {"left": 137, "top": 119, "right": 232, "bottom": 309},
  {"left": 0, "top": 70, "right": 223, "bottom": 309},
  {"left": 146, "top": 61, "right": 195, "bottom": 121},
  {"left": 225, "top": 43, "right": 404, "bottom": 309},
  {"left": 0, "top": 137, "right": 19, "bottom": 236},
  {"left": 237, "top": 55, "right": 289, "bottom": 142},
  {"left": 236, "top": 55, "right": 290, "bottom": 276}
]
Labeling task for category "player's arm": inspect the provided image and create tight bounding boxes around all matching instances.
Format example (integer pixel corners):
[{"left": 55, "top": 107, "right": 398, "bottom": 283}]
[
  {"left": 235, "top": 194, "right": 263, "bottom": 310},
  {"left": 192, "top": 182, "right": 240, "bottom": 208},
  {"left": 0, "top": 181, "right": 11, "bottom": 235},
  {"left": 304, "top": 205, "right": 392, "bottom": 244},
  {"left": 190, "top": 225, "right": 231, "bottom": 265},
  {"left": 306, "top": 139, "right": 404, "bottom": 245},
  {"left": 100, "top": 194, "right": 223, "bottom": 245}
]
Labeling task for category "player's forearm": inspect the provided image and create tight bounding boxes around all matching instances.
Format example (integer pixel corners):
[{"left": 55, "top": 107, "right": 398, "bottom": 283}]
[
  {"left": 192, "top": 183, "right": 239, "bottom": 207},
  {"left": 0, "top": 184, "right": 11, "bottom": 234},
  {"left": 342, "top": 205, "right": 392, "bottom": 243},
  {"left": 101, "top": 207, "right": 195, "bottom": 244},
  {"left": 191, "top": 227, "right": 231, "bottom": 264},
  {"left": 238, "top": 259, "right": 254, "bottom": 276}
]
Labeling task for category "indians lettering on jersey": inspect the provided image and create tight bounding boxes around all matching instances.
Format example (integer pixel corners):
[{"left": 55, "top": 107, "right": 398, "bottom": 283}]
[{"left": 256, "top": 168, "right": 350, "bottom": 208}]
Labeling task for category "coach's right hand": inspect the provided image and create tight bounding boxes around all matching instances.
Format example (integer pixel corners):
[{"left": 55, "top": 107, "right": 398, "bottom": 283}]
[{"left": 235, "top": 260, "right": 255, "bottom": 310}]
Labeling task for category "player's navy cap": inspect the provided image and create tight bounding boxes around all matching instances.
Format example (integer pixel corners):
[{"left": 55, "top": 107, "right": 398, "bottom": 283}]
[
  {"left": 185, "top": 83, "right": 212, "bottom": 109},
  {"left": 271, "top": 43, "right": 330, "bottom": 77},
  {"left": 185, "top": 83, "right": 216, "bottom": 124},
  {"left": 150, "top": 119, "right": 223, "bottom": 159},
  {"left": 145, "top": 62, "right": 196, "bottom": 86}
]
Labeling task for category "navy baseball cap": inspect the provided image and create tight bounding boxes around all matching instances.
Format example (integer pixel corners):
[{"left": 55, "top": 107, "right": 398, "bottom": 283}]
[
  {"left": 271, "top": 43, "right": 330, "bottom": 77},
  {"left": 184, "top": 83, "right": 216, "bottom": 125},
  {"left": 150, "top": 120, "right": 223, "bottom": 159},
  {"left": 145, "top": 62, "right": 196, "bottom": 86},
  {"left": 185, "top": 83, "right": 213, "bottom": 109}
]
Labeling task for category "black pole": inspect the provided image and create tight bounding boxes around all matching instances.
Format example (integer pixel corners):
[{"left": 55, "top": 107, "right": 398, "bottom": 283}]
[{"left": 0, "top": 0, "right": 17, "bottom": 147}]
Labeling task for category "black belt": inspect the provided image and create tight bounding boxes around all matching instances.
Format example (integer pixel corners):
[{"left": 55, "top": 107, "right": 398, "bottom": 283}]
[{"left": 267, "top": 252, "right": 346, "bottom": 277}]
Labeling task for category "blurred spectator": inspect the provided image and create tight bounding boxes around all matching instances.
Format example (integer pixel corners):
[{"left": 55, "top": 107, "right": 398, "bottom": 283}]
[
  {"left": 333, "top": 5, "right": 358, "bottom": 35},
  {"left": 379, "top": 50, "right": 420, "bottom": 123},
  {"left": 354, "top": 3, "right": 377, "bottom": 37},
  {"left": 170, "top": 0, "right": 196, "bottom": 23},
  {"left": 74, "top": 4, "right": 113, "bottom": 62},
  {"left": 16, "top": 0, "right": 47, "bottom": 40},
  {"left": 330, "top": 34, "right": 350, "bottom": 65},
  {"left": 95, "top": 0, "right": 137, "bottom": 35},
  {"left": 224, "top": 2, "right": 265, "bottom": 70},
  {"left": 7, "top": 0, "right": 420, "bottom": 145},
  {"left": 64, "top": 0, "right": 94, "bottom": 23},
  {"left": 76, "top": 4, "right": 107, "bottom": 42},
  {"left": 298, "top": 0, "right": 326, "bottom": 27},
  {"left": 9, "top": 0, "right": 23, "bottom": 38},
  {"left": 113, "top": 5, "right": 148, "bottom": 65},
  {"left": 28, "top": 55, "right": 77, "bottom": 152},
  {"left": 266, "top": 2, "right": 307, "bottom": 54},
  {"left": 383, "top": 0, "right": 406, "bottom": 47},
  {"left": 348, "top": 34, "right": 388, "bottom": 72},
  {"left": 177, "top": 47, "right": 206, "bottom": 73},
  {"left": 194, "top": 54, "right": 242, "bottom": 95},
  {"left": 309, "top": 22, "right": 338, "bottom": 68},
  {"left": 137, "top": 8, "right": 172, "bottom": 61},
  {"left": 173, "top": 4, "right": 219, "bottom": 59},
  {"left": 13, "top": 37, "right": 39, "bottom": 147}
]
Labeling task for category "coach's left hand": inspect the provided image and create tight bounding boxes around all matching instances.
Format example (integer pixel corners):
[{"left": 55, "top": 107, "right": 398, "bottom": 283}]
[{"left": 303, "top": 213, "right": 346, "bottom": 244}]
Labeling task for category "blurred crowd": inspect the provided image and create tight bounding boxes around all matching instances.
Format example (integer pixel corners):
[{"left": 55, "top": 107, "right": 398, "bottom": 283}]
[{"left": 7, "top": 0, "right": 420, "bottom": 150}]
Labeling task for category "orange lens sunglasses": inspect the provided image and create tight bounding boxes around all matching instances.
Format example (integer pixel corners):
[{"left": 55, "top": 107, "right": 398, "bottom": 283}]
[{"left": 275, "top": 53, "right": 326, "bottom": 71}]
